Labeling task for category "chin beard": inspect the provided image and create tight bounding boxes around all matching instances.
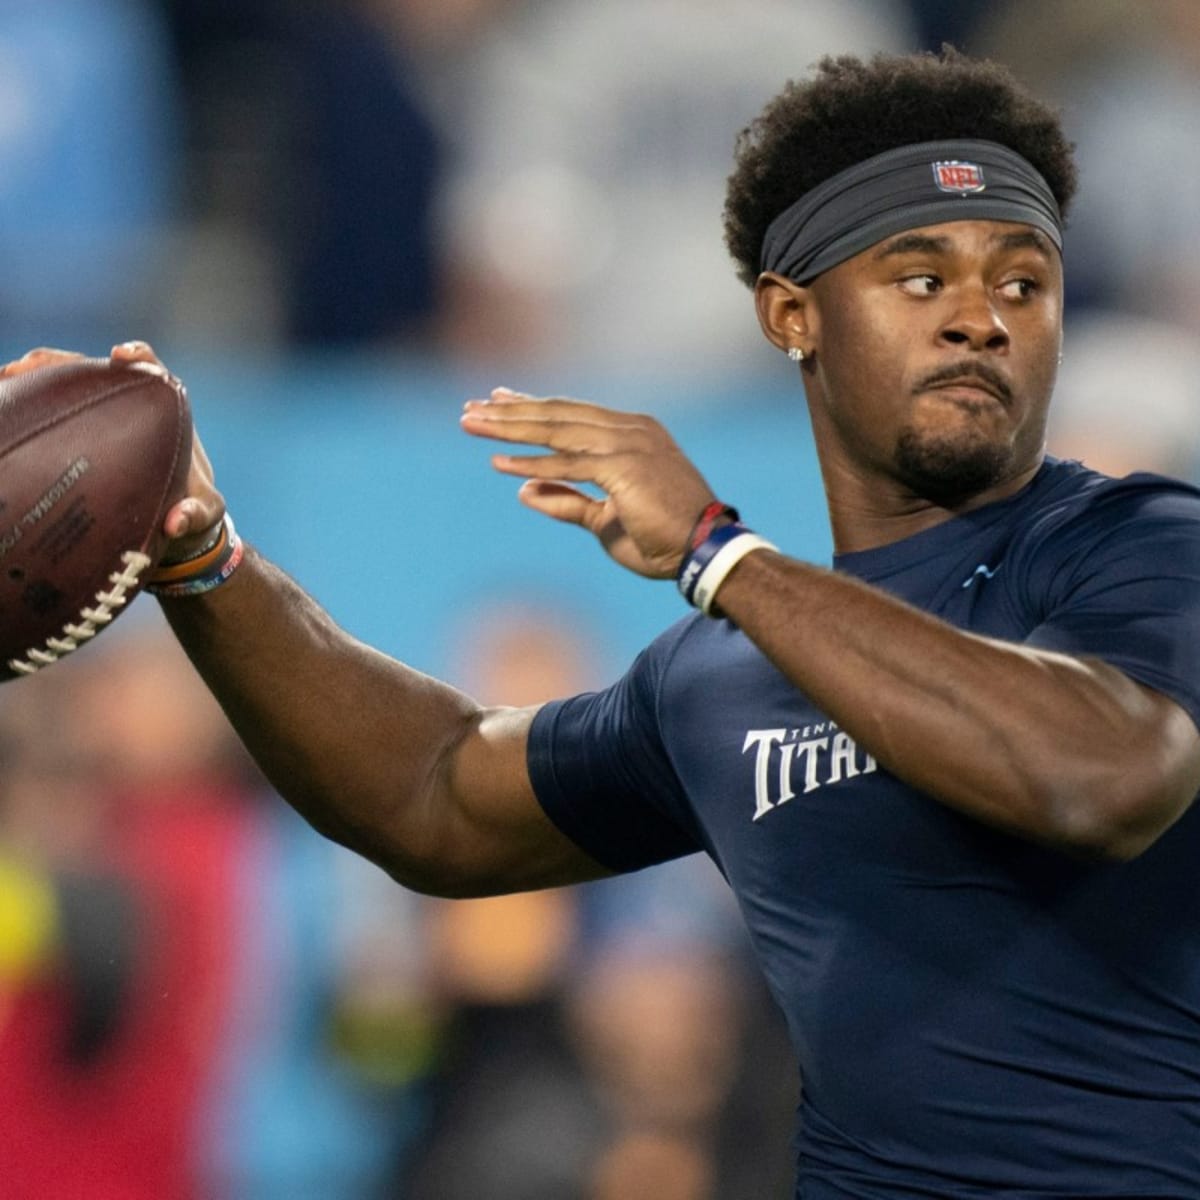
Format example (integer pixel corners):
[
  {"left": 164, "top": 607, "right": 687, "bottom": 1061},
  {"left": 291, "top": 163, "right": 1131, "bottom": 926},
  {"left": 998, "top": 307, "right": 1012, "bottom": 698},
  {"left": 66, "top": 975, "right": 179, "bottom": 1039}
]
[{"left": 893, "top": 429, "right": 1014, "bottom": 506}]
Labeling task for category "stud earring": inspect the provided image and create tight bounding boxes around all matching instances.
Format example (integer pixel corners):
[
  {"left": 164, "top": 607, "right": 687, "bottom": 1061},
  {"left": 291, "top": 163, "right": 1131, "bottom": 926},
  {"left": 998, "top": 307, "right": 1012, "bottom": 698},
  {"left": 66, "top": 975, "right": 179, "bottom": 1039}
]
[{"left": 787, "top": 346, "right": 805, "bottom": 363}]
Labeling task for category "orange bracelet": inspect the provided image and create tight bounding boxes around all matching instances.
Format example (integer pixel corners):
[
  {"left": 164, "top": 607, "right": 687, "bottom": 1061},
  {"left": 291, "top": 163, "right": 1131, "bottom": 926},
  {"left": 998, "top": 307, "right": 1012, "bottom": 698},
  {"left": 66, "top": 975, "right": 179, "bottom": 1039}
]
[
  {"left": 145, "top": 515, "right": 245, "bottom": 598},
  {"left": 146, "top": 518, "right": 229, "bottom": 584}
]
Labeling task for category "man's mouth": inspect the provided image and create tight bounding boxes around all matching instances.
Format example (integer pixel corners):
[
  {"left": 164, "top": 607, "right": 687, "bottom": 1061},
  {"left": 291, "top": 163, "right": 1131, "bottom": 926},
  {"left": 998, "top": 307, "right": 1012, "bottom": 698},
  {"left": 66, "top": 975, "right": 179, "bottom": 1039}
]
[
  {"left": 928, "top": 379, "right": 1005, "bottom": 405},
  {"left": 917, "top": 367, "right": 1012, "bottom": 406}
]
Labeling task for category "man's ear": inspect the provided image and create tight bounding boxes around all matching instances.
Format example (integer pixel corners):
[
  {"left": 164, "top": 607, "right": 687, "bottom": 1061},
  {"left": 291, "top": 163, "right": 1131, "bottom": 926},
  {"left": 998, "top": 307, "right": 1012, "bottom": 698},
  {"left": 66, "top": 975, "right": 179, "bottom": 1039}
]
[{"left": 754, "top": 271, "right": 817, "bottom": 357}]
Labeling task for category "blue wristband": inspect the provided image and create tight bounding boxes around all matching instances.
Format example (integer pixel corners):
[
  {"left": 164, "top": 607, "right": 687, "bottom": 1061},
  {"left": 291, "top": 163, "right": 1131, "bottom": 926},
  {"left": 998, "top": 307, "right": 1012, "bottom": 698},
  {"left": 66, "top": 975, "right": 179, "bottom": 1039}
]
[{"left": 677, "top": 522, "right": 748, "bottom": 605}]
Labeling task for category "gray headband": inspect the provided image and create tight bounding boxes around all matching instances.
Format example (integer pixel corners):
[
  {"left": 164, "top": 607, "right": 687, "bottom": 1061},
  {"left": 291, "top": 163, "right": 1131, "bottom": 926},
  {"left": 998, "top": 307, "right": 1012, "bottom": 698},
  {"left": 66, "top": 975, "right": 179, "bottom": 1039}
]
[{"left": 759, "top": 139, "right": 1063, "bottom": 283}]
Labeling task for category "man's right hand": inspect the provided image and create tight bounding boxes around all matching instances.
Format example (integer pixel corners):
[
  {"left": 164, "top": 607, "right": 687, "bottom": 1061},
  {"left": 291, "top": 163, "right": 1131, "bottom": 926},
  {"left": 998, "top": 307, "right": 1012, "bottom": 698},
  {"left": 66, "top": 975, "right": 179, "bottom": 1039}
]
[{"left": 107, "top": 341, "right": 227, "bottom": 566}]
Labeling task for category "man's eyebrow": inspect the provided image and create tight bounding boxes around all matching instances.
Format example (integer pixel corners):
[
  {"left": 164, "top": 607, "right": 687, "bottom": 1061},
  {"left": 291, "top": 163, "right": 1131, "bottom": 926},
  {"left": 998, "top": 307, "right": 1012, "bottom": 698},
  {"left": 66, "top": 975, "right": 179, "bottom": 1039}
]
[
  {"left": 871, "top": 228, "right": 1057, "bottom": 262},
  {"left": 992, "top": 228, "right": 1054, "bottom": 258},
  {"left": 872, "top": 233, "right": 952, "bottom": 260}
]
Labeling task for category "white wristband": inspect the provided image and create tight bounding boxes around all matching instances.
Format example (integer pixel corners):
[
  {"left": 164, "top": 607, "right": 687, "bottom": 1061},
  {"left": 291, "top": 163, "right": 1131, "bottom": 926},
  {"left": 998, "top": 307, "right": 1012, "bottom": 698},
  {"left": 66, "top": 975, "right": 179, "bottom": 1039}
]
[{"left": 692, "top": 532, "right": 778, "bottom": 616}]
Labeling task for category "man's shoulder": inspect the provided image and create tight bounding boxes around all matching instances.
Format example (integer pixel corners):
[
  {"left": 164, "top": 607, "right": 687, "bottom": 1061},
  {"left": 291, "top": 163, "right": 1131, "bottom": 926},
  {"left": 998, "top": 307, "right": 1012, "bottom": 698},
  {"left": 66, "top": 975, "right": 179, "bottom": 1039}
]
[
  {"left": 1002, "top": 459, "right": 1200, "bottom": 607},
  {"left": 637, "top": 609, "right": 751, "bottom": 683},
  {"left": 1020, "top": 458, "right": 1200, "bottom": 542}
]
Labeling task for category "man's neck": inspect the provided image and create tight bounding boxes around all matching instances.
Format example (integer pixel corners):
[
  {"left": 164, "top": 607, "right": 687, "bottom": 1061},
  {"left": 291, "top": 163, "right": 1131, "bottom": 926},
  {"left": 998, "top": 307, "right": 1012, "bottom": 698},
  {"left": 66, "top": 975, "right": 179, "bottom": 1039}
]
[{"left": 821, "top": 455, "right": 1044, "bottom": 555}]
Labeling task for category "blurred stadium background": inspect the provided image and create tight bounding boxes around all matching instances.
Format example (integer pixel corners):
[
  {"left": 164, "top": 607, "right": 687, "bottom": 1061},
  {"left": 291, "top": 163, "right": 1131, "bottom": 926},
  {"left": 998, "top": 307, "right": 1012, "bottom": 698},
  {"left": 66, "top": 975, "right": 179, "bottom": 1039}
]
[{"left": 2, "top": 2, "right": 1198, "bottom": 1197}]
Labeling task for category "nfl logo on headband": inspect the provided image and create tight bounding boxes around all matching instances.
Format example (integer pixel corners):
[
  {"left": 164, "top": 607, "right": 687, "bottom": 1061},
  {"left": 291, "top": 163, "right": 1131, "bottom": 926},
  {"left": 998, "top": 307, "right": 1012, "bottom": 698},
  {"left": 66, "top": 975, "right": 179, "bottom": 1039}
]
[{"left": 932, "top": 160, "right": 986, "bottom": 194}]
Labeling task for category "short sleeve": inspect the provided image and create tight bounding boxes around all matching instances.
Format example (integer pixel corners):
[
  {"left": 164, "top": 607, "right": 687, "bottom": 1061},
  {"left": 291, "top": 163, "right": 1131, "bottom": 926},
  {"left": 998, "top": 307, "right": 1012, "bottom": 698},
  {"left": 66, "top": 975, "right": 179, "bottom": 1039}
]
[
  {"left": 1021, "top": 481, "right": 1200, "bottom": 731},
  {"left": 526, "top": 640, "right": 702, "bottom": 874}
]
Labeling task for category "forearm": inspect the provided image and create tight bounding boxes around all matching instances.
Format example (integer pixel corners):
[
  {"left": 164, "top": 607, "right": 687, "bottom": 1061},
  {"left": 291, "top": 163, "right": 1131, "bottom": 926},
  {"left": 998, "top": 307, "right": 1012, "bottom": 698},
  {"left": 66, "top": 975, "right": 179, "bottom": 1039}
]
[
  {"left": 718, "top": 551, "right": 1199, "bottom": 856},
  {"left": 158, "top": 547, "right": 484, "bottom": 879}
]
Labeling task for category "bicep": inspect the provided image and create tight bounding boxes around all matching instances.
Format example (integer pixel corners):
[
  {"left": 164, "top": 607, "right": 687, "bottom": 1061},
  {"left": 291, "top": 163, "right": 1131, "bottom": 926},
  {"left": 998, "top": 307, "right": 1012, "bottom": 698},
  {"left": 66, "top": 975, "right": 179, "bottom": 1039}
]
[
  {"left": 1016, "top": 492, "right": 1200, "bottom": 840},
  {"left": 1021, "top": 610, "right": 1200, "bottom": 833},
  {"left": 1012, "top": 643, "right": 1200, "bottom": 854},
  {"left": 427, "top": 704, "right": 617, "bottom": 898}
]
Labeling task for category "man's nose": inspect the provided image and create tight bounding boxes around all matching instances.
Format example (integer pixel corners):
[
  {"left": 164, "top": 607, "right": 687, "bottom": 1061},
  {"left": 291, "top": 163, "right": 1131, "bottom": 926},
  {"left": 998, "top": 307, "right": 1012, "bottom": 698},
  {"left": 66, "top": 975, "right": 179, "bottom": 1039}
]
[{"left": 938, "top": 289, "right": 1010, "bottom": 352}]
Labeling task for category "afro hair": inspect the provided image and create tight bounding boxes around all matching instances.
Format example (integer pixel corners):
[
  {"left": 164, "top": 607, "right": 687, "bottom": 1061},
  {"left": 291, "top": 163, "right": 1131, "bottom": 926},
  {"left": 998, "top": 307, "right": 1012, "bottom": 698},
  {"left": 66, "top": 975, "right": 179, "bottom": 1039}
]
[{"left": 723, "top": 47, "right": 1077, "bottom": 287}]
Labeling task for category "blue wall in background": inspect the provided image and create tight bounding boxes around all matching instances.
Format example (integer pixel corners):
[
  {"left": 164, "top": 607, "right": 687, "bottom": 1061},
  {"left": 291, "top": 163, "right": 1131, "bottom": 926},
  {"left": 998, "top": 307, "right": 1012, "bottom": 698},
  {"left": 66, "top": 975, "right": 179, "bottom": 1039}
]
[{"left": 164, "top": 356, "right": 831, "bottom": 683}]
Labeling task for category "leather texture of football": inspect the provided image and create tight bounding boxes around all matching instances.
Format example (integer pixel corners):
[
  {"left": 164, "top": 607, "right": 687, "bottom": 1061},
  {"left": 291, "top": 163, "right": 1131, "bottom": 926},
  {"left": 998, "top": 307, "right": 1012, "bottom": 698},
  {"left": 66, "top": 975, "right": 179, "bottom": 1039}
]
[{"left": 0, "top": 358, "right": 192, "bottom": 681}]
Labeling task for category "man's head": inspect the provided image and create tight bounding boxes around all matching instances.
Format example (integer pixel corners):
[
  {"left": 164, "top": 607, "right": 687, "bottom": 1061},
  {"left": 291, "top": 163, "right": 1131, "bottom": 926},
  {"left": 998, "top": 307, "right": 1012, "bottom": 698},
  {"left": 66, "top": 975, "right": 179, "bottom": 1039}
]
[
  {"left": 724, "top": 50, "right": 1078, "bottom": 510},
  {"left": 723, "top": 48, "right": 1077, "bottom": 290}
]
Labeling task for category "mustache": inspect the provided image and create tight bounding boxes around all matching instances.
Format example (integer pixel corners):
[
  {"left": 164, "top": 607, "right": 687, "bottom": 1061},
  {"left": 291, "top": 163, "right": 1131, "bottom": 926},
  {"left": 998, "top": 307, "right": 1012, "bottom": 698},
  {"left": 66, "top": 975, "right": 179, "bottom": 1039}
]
[{"left": 914, "top": 361, "right": 1013, "bottom": 403}]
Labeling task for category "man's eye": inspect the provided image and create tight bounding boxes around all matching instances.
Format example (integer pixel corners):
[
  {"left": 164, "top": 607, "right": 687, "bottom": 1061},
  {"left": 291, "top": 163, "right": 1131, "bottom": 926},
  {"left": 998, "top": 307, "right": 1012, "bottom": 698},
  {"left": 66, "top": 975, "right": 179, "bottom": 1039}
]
[
  {"left": 999, "top": 278, "right": 1038, "bottom": 300},
  {"left": 898, "top": 274, "right": 941, "bottom": 296}
]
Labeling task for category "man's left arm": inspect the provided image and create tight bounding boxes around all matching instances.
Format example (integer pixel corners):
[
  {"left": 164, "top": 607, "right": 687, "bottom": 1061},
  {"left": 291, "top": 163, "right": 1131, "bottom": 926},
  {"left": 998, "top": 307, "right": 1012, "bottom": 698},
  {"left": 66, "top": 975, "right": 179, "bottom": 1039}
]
[
  {"left": 716, "top": 548, "right": 1200, "bottom": 859},
  {"left": 463, "top": 391, "right": 1200, "bottom": 860}
]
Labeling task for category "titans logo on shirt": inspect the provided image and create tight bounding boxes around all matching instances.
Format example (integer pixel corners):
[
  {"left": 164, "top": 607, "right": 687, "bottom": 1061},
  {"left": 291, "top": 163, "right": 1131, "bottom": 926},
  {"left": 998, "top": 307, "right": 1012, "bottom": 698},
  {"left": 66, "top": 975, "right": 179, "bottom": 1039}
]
[{"left": 743, "top": 722, "right": 877, "bottom": 821}]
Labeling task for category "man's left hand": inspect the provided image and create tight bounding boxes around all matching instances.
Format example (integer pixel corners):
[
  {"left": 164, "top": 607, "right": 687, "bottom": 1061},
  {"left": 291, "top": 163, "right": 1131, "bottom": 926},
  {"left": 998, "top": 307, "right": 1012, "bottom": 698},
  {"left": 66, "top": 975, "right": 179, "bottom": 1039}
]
[{"left": 461, "top": 388, "right": 717, "bottom": 579}]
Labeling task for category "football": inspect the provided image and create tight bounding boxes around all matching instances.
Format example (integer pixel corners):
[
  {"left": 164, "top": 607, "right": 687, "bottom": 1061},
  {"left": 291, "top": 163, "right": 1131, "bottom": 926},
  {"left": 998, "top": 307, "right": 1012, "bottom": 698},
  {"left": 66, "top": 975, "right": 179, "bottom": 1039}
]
[{"left": 0, "top": 358, "right": 192, "bottom": 681}]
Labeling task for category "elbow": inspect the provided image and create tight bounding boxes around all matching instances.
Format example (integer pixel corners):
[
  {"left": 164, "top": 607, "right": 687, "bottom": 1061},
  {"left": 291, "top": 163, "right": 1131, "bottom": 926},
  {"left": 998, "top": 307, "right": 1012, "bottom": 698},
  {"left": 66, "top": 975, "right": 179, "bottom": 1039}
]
[
  {"left": 995, "top": 657, "right": 1200, "bottom": 861},
  {"left": 1054, "top": 808, "right": 1166, "bottom": 863},
  {"left": 1012, "top": 693, "right": 1200, "bottom": 860},
  {"left": 1041, "top": 766, "right": 1195, "bottom": 863},
  {"left": 341, "top": 812, "right": 470, "bottom": 897},
  {"left": 341, "top": 824, "right": 476, "bottom": 897},
  {"left": 1051, "top": 672, "right": 1200, "bottom": 859},
  {"left": 276, "top": 781, "right": 463, "bottom": 895}
]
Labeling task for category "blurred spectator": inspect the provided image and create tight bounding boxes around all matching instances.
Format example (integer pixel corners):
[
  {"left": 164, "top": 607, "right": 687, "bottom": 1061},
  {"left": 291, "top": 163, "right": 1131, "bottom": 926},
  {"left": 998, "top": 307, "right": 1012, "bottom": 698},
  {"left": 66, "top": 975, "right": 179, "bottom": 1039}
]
[
  {"left": 404, "top": 604, "right": 606, "bottom": 1197},
  {"left": 1048, "top": 312, "right": 1200, "bottom": 481},
  {"left": 0, "top": 616, "right": 235, "bottom": 1200},
  {"left": 436, "top": 0, "right": 916, "bottom": 371},
  {"left": 198, "top": 804, "right": 436, "bottom": 1200},
  {"left": 573, "top": 860, "right": 797, "bottom": 1197},
  {"left": 905, "top": 0, "right": 992, "bottom": 51},
  {"left": 0, "top": 610, "right": 435, "bottom": 1199},
  {"left": 161, "top": 0, "right": 444, "bottom": 350},
  {"left": 588, "top": 1130, "right": 715, "bottom": 1200},
  {"left": 570, "top": 948, "right": 740, "bottom": 1200},
  {"left": 365, "top": 0, "right": 527, "bottom": 70},
  {"left": 405, "top": 600, "right": 795, "bottom": 1196},
  {"left": 0, "top": 0, "right": 179, "bottom": 353},
  {"left": 977, "top": 0, "right": 1200, "bottom": 330}
]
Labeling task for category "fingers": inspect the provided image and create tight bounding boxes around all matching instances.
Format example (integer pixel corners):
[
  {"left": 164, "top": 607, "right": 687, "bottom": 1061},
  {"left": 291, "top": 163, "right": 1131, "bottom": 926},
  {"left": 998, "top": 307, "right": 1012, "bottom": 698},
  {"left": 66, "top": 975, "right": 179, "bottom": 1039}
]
[
  {"left": 0, "top": 347, "right": 86, "bottom": 378},
  {"left": 161, "top": 494, "right": 227, "bottom": 569},
  {"left": 0, "top": 340, "right": 220, "bottom": 559},
  {"left": 0, "top": 340, "right": 168, "bottom": 380},
  {"left": 111, "top": 340, "right": 177, "bottom": 385},
  {"left": 516, "top": 480, "right": 602, "bottom": 528},
  {"left": 461, "top": 385, "right": 715, "bottom": 580},
  {"left": 113, "top": 343, "right": 215, "bottom": 542},
  {"left": 518, "top": 480, "right": 666, "bottom": 579},
  {"left": 110, "top": 340, "right": 164, "bottom": 367},
  {"left": 490, "top": 448, "right": 611, "bottom": 485},
  {"left": 464, "top": 388, "right": 653, "bottom": 427},
  {"left": 474, "top": 398, "right": 665, "bottom": 492},
  {"left": 488, "top": 387, "right": 634, "bottom": 426},
  {"left": 163, "top": 431, "right": 224, "bottom": 545},
  {"left": 462, "top": 395, "right": 660, "bottom": 457},
  {"left": 164, "top": 483, "right": 225, "bottom": 539}
]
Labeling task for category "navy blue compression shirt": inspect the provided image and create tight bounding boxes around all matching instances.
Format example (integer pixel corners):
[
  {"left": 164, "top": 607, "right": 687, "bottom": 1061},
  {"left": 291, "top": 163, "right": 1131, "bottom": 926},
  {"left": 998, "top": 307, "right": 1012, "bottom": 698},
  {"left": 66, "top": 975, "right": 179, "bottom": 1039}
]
[{"left": 527, "top": 458, "right": 1200, "bottom": 1198}]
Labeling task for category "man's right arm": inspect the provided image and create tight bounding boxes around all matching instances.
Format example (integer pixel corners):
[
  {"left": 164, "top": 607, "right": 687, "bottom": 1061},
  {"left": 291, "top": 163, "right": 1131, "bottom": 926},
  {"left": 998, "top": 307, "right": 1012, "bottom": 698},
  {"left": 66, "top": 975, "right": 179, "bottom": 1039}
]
[
  {"left": 21, "top": 339, "right": 617, "bottom": 900},
  {"left": 160, "top": 549, "right": 615, "bottom": 897}
]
